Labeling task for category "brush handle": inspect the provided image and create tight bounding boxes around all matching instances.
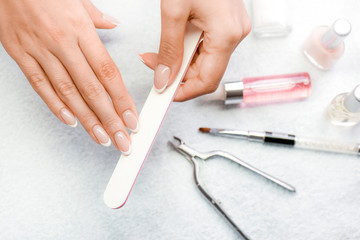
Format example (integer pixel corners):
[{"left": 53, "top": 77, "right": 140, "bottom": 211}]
[{"left": 295, "top": 137, "right": 360, "bottom": 155}]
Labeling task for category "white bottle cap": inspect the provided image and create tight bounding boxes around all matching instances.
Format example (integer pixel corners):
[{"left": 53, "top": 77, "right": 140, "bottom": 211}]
[
  {"left": 321, "top": 19, "right": 351, "bottom": 49},
  {"left": 344, "top": 84, "right": 360, "bottom": 113}
]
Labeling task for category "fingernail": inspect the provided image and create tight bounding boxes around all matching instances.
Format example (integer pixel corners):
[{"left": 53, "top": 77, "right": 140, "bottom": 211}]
[
  {"left": 154, "top": 64, "right": 170, "bottom": 93},
  {"left": 93, "top": 125, "right": 111, "bottom": 147},
  {"left": 102, "top": 13, "right": 120, "bottom": 26},
  {"left": 114, "top": 131, "right": 131, "bottom": 155},
  {"left": 60, "top": 108, "right": 77, "bottom": 128},
  {"left": 123, "top": 110, "right": 140, "bottom": 133},
  {"left": 138, "top": 54, "right": 145, "bottom": 64}
]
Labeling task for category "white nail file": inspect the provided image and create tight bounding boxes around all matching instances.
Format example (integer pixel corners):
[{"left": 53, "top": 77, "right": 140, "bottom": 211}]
[{"left": 104, "top": 23, "right": 202, "bottom": 209}]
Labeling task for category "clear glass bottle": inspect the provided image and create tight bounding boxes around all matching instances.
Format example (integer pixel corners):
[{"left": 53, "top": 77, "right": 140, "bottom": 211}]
[
  {"left": 206, "top": 72, "right": 311, "bottom": 107},
  {"left": 327, "top": 85, "right": 360, "bottom": 126},
  {"left": 303, "top": 19, "right": 351, "bottom": 71},
  {"left": 252, "top": 0, "right": 292, "bottom": 38}
]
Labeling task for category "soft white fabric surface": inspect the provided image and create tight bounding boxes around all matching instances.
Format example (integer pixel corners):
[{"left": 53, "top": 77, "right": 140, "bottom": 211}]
[{"left": 1, "top": 0, "right": 360, "bottom": 239}]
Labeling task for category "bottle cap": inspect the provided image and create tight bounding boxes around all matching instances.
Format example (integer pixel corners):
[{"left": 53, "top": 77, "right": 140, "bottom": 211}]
[
  {"left": 344, "top": 85, "right": 360, "bottom": 113},
  {"left": 321, "top": 19, "right": 351, "bottom": 49},
  {"left": 224, "top": 81, "right": 244, "bottom": 105}
]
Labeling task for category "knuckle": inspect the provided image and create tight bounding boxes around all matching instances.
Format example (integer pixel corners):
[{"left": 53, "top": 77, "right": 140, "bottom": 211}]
[
  {"left": 69, "top": 15, "right": 89, "bottom": 29},
  {"left": 83, "top": 81, "right": 104, "bottom": 100},
  {"left": 205, "top": 82, "right": 219, "bottom": 94},
  {"left": 47, "top": 26, "right": 68, "bottom": 44},
  {"left": 98, "top": 61, "right": 118, "bottom": 82},
  {"left": 114, "top": 94, "right": 133, "bottom": 109},
  {"left": 162, "top": 9, "right": 184, "bottom": 22},
  {"left": 57, "top": 81, "right": 77, "bottom": 98},
  {"left": 216, "top": 21, "right": 246, "bottom": 47},
  {"left": 103, "top": 116, "right": 121, "bottom": 130},
  {"left": 161, "top": 1, "right": 186, "bottom": 21},
  {"left": 46, "top": 100, "right": 60, "bottom": 113},
  {"left": 78, "top": 112, "right": 96, "bottom": 129},
  {"left": 159, "top": 40, "right": 181, "bottom": 63},
  {"left": 28, "top": 73, "right": 47, "bottom": 88},
  {"left": 212, "top": 24, "right": 245, "bottom": 51},
  {"left": 225, "top": 28, "right": 244, "bottom": 45},
  {"left": 243, "top": 20, "right": 252, "bottom": 37},
  {"left": 2, "top": 41, "right": 19, "bottom": 57}
]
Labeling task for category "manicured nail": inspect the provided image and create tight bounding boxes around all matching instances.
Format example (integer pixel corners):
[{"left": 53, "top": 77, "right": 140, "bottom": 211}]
[
  {"left": 102, "top": 13, "right": 120, "bottom": 26},
  {"left": 93, "top": 125, "right": 111, "bottom": 147},
  {"left": 123, "top": 110, "right": 139, "bottom": 133},
  {"left": 114, "top": 131, "right": 131, "bottom": 155},
  {"left": 138, "top": 54, "right": 145, "bottom": 64},
  {"left": 154, "top": 64, "right": 170, "bottom": 93},
  {"left": 60, "top": 108, "right": 77, "bottom": 128}
]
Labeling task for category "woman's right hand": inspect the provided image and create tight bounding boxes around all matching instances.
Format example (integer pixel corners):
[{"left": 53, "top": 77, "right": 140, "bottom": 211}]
[{"left": 0, "top": 0, "right": 138, "bottom": 154}]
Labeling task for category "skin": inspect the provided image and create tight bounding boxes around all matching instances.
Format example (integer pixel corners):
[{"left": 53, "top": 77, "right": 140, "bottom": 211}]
[
  {"left": 0, "top": 0, "right": 136, "bottom": 152},
  {"left": 0, "top": 0, "right": 251, "bottom": 151},
  {"left": 143, "top": 0, "right": 252, "bottom": 101}
]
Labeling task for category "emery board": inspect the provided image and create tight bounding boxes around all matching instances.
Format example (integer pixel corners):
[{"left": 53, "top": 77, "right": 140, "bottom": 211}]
[{"left": 104, "top": 23, "right": 203, "bottom": 209}]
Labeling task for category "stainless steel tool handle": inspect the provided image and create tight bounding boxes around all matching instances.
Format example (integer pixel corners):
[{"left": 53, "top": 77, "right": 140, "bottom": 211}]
[{"left": 211, "top": 151, "right": 296, "bottom": 192}]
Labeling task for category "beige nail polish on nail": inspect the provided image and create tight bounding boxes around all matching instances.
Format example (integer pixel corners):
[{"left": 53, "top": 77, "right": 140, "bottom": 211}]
[
  {"left": 102, "top": 13, "right": 120, "bottom": 26},
  {"left": 93, "top": 125, "right": 111, "bottom": 147},
  {"left": 154, "top": 64, "right": 170, "bottom": 93},
  {"left": 114, "top": 131, "right": 131, "bottom": 155},
  {"left": 60, "top": 108, "right": 77, "bottom": 128},
  {"left": 123, "top": 110, "right": 139, "bottom": 133}
]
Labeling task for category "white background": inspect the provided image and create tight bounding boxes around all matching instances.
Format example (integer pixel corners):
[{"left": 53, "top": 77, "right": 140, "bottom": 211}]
[{"left": 1, "top": 0, "right": 360, "bottom": 239}]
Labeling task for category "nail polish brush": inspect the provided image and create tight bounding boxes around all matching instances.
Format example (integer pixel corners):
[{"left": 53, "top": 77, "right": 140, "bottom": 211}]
[{"left": 199, "top": 127, "right": 360, "bottom": 156}]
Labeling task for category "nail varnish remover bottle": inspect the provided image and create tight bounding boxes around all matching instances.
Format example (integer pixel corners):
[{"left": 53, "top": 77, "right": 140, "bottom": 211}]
[
  {"left": 205, "top": 72, "right": 311, "bottom": 107},
  {"left": 252, "top": 0, "right": 292, "bottom": 38},
  {"left": 303, "top": 19, "right": 351, "bottom": 71},
  {"left": 327, "top": 85, "right": 360, "bottom": 126}
]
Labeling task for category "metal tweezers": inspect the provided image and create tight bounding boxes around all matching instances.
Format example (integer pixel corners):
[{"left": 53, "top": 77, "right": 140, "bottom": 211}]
[{"left": 169, "top": 136, "right": 296, "bottom": 240}]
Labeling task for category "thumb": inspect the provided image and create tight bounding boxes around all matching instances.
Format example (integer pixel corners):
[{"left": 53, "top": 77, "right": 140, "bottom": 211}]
[
  {"left": 154, "top": 9, "right": 188, "bottom": 93},
  {"left": 81, "top": 0, "right": 119, "bottom": 29}
]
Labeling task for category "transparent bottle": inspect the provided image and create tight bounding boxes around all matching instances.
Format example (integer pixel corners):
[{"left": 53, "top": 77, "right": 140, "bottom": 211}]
[
  {"left": 206, "top": 72, "right": 311, "bottom": 107},
  {"left": 303, "top": 19, "right": 351, "bottom": 71},
  {"left": 252, "top": 0, "right": 292, "bottom": 38},
  {"left": 327, "top": 85, "right": 360, "bottom": 126}
]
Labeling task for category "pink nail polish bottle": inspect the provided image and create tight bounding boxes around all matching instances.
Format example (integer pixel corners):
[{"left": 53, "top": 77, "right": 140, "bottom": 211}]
[
  {"left": 206, "top": 72, "right": 311, "bottom": 107},
  {"left": 303, "top": 19, "right": 351, "bottom": 71}
]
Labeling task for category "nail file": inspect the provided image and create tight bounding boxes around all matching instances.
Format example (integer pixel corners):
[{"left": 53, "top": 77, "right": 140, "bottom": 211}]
[{"left": 104, "top": 23, "right": 202, "bottom": 209}]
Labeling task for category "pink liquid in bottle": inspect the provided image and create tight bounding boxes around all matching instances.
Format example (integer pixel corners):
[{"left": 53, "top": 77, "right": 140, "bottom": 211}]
[{"left": 224, "top": 72, "right": 311, "bottom": 107}]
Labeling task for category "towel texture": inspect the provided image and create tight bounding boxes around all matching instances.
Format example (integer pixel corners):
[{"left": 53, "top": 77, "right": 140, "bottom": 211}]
[{"left": 1, "top": 0, "right": 360, "bottom": 239}]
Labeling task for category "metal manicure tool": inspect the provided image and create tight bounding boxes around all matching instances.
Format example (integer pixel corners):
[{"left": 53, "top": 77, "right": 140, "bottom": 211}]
[{"left": 169, "top": 136, "right": 296, "bottom": 240}]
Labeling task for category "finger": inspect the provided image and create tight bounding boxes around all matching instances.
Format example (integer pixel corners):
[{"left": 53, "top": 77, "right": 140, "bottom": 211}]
[
  {"left": 79, "top": 30, "right": 139, "bottom": 133},
  {"left": 139, "top": 50, "right": 209, "bottom": 101},
  {"left": 139, "top": 47, "right": 202, "bottom": 73},
  {"left": 154, "top": 2, "right": 189, "bottom": 93},
  {"left": 16, "top": 53, "right": 79, "bottom": 128},
  {"left": 29, "top": 50, "right": 113, "bottom": 147},
  {"left": 54, "top": 45, "right": 131, "bottom": 154},
  {"left": 174, "top": 41, "right": 231, "bottom": 102},
  {"left": 80, "top": 0, "right": 119, "bottom": 29},
  {"left": 174, "top": 10, "right": 251, "bottom": 102},
  {"left": 139, "top": 53, "right": 157, "bottom": 70}
]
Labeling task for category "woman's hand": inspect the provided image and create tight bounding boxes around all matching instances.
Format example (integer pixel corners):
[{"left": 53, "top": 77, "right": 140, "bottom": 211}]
[
  {"left": 0, "top": 0, "right": 138, "bottom": 154},
  {"left": 140, "top": 0, "right": 251, "bottom": 101}
]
